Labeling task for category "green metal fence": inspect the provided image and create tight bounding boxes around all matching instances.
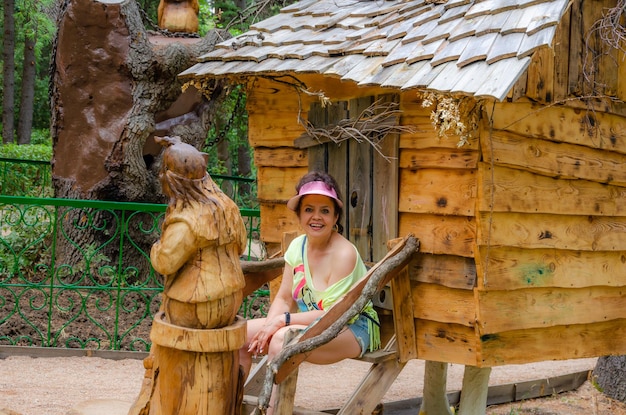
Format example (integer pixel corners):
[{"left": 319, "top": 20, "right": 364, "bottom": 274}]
[
  {"left": 0, "top": 157, "right": 258, "bottom": 209},
  {"left": 0, "top": 189, "right": 267, "bottom": 352}
]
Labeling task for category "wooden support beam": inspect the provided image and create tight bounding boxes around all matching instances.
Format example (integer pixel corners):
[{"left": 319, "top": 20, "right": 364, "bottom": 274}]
[{"left": 420, "top": 360, "right": 454, "bottom": 415}]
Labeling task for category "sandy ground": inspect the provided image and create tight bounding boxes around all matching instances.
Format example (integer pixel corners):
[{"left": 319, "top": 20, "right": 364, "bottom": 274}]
[{"left": 0, "top": 353, "right": 603, "bottom": 415}]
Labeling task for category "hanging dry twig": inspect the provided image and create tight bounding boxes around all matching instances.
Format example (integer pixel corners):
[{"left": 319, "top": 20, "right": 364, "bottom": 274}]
[
  {"left": 592, "top": 0, "right": 626, "bottom": 52},
  {"left": 295, "top": 99, "right": 416, "bottom": 162},
  {"left": 252, "top": 235, "right": 420, "bottom": 414},
  {"left": 419, "top": 91, "right": 482, "bottom": 148}
]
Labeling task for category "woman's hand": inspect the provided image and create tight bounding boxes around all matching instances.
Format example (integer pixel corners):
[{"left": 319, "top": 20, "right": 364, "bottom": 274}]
[{"left": 247, "top": 314, "right": 287, "bottom": 356}]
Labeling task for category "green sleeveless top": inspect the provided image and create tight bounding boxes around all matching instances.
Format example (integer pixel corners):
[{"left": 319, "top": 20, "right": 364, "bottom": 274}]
[{"left": 284, "top": 234, "right": 380, "bottom": 352}]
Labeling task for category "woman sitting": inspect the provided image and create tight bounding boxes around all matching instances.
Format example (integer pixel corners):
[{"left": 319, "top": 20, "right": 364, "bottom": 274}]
[{"left": 240, "top": 171, "right": 380, "bottom": 413}]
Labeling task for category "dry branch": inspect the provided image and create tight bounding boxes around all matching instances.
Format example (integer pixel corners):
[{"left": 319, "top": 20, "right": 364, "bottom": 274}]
[
  {"left": 241, "top": 257, "right": 285, "bottom": 297},
  {"left": 240, "top": 258, "right": 285, "bottom": 274},
  {"left": 295, "top": 99, "right": 416, "bottom": 162},
  {"left": 252, "top": 235, "right": 420, "bottom": 414}
]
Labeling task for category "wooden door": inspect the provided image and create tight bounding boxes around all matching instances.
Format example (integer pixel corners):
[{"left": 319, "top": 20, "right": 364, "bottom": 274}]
[{"left": 304, "top": 95, "right": 399, "bottom": 262}]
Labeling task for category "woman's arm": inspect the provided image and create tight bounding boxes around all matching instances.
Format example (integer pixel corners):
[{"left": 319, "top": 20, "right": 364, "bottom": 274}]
[
  {"left": 247, "top": 264, "right": 324, "bottom": 355},
  {"left": 264, "top": 264, "right": 297, "bottom": 321}
]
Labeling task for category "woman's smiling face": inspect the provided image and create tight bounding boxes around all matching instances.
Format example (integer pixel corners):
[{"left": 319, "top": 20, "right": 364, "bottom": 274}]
[{"left": 298, "top": 194, "right": 339, "bottom": 235}]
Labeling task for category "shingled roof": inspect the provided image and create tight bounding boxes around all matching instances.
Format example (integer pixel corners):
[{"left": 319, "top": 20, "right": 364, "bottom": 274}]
[{"left": 180, "top": 0, "right": 571, "bottom": 101}]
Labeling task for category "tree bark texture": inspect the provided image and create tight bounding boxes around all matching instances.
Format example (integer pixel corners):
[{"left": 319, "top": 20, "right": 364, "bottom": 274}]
[
  {"left": 17, "top": 34, "right": 37, "bottom": 145},
  {"left": 49, "top": 0, "right": 230, "bottom": 280},
  {"left": 594, "top": 355, "right": 626, "bottom": 403},
  {"left": 2, "top": 0, "right": 16, "bottom": 143},
  {"left": 50, "top": 0, "right": 229, "bottom": 203}
]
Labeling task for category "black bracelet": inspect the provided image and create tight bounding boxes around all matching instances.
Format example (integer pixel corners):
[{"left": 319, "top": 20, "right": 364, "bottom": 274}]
[{"left": 284, "top": 312, "right": 290, "bottom": 326}]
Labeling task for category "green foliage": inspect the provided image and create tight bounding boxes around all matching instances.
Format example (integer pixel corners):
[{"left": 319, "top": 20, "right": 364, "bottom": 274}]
[
  {"left": 0, "top": 136, "right": 52, "bottom": 159},
  {"left": 28, "top": 128, "right": 52, "bottom": 147},
  {"left": 203, "top": 85, "right": 253, "bottom": 177},
  {"left": 135, "top": 0, "right": 159, "bottom": 30},
  {"left": 0, "top": 139, "right": 53, "bottom": 197},
  {"left": 0, "top": 204, "right": 52, "bottom": 281},
  {"left": 31, "top": 67, "right": 53, "bottom": 130},
  {"left": 198, "top": 0, "right": 218, "bottom": 36},
  {"left": 213, "top": 0, "right": 244, "bottom": 29},
  {"left": 2, "top": 0, "right": 57, "bottom": 131},
  {"left": 213, "top": 0, "right": 299, "bottom": 32}
]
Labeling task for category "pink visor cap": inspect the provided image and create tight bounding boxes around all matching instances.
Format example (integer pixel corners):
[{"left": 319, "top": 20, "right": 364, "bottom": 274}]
[{"left": 286, "top": 181, "right": 344, "bottom": 211}]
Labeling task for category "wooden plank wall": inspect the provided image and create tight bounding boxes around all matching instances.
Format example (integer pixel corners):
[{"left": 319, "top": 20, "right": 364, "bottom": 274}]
[
  {"left": 249, "top": 79, "right": 485, "bottom": 365},
  {"left": 400, "top": 0, "right": 626, "bottom": 366},
  {"left": 483, "top": 0, "right": 626, "bottom": 365},
  {"left": 398, "top": 92, "right": 481, "bottom": 366},
  {"left": 477, "top": 1, "right": 626, "bottom": 365},
  {"left": 476, "top": 101, "right": 626, "bottom": 366}
]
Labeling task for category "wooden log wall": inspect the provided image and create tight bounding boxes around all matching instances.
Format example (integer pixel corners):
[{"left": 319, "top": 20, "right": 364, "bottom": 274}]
[
  {"left": 397, "top": 92, "right": 480, "bottom": 365},
  {"left": 476, "top": 101, "right": 626, "bottom": 366}
]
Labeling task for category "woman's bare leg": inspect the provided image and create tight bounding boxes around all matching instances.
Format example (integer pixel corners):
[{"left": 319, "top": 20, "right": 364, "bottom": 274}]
[
  {"left": 241, "top": 318, "right": 362, "bottom": 414},
  {"left": 262, "top": 325, "right": 361, "bottom": 414},
  {"left": 239, "top": 317, "right": 269, "bottom": 380}
]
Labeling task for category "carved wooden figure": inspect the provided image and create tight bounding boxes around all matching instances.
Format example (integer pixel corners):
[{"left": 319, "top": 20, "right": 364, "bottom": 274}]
[
  {"left": 157, "top": 0, "right": 199, "bottom": 33},
  {"left": 128, "top": 135, "right": 247, "bottom": 415}
]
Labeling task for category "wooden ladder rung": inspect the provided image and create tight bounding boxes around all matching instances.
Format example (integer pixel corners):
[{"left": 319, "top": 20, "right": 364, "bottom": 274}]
[
  {"left": 356, "top": 349, "right": 398, "bottom": 364},
  {"left": 242, "top": 395, "right": 330, "bottom": 415}
]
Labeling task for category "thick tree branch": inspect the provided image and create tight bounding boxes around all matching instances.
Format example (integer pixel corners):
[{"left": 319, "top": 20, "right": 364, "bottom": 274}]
[
  {"left": 241, "top": 257, "right": 285, "bottom": 297},
  {"left": 253, "top": 235, "right": 420, "bottom": 414}
]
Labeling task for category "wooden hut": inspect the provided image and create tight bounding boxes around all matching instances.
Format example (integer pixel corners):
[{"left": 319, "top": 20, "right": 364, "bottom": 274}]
[{"left": 180, "top": 0, "right": 626, "bottom": 371}]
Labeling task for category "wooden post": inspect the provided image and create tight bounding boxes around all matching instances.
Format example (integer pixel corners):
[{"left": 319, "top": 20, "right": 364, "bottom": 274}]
[
  {"left": 457, "top": 366, "right": 492, "bottom": 415},
  {"left": 420, "top": 361, "right": 454, "bottom": 415},
  {"left": 273, "top": 329, "right": 300, "bottom": 414}
]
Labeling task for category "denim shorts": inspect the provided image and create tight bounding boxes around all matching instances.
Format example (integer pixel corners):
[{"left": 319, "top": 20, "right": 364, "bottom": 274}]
[{"left": 347, "top": 313, "right": 372, "bottom": 358}]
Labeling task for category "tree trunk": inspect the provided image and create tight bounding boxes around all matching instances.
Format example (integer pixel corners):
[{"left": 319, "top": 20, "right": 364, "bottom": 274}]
[
  {"left": 49, "top": 0, "right": 230, "bottom": 284},
  {"left": 51, "top": 0, "right": 227, "bottom": 202},
  {"left": 594, "top": 355, "right": 626, "bottom": 403},
  {"left": 2, "top": 0, "right": 16, "bottom": 144},
  {"left": 17, "top": 33, "right": 37, "bottom": 145},
  {"left": 217, "top": 132, "right": 233, "bottom": 195},
  {"left": 236, "top": 141, "right": 252, "bottom": 203}
]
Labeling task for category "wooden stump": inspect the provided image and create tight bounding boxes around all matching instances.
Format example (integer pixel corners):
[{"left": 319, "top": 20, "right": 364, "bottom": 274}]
[
  {"left": 458, "top": 366, "right": 492, "bottom": 415},
  {"left": 128, "top": 313, "right": 246, "bottom": 415}
]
